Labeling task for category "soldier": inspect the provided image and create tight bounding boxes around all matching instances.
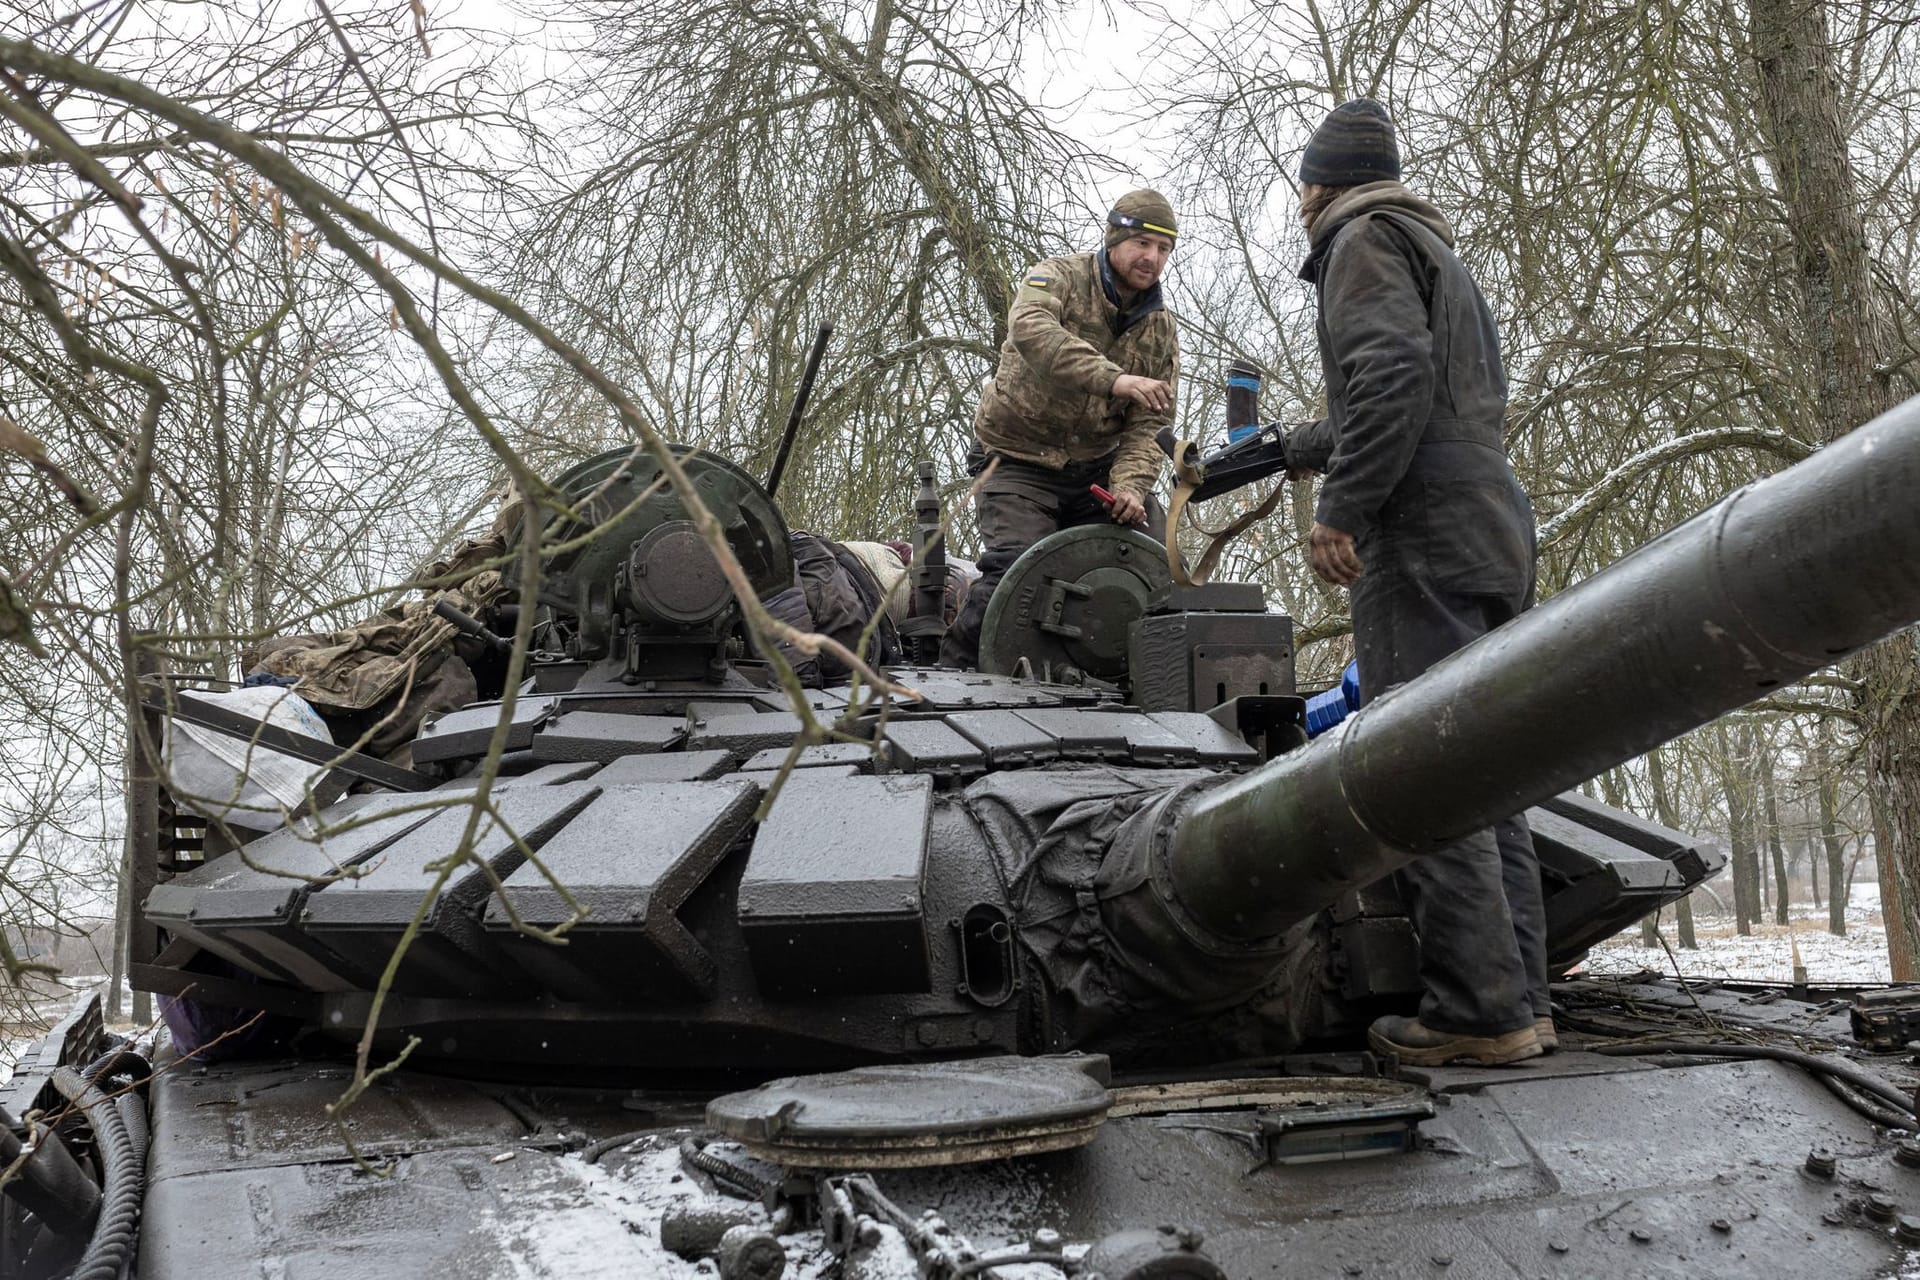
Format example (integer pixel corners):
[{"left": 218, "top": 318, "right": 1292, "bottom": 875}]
[
  {"left": 939, "top": 190, "right": 1181, "bottom": 670},
  {"left": 1285, "top": 101, "right": 1552, "bottom": 1066}
]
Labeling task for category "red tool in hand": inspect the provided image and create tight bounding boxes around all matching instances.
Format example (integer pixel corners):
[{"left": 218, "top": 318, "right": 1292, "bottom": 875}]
[{"left": 1089, "top": 483, "right": 1143, "bottom": 526}]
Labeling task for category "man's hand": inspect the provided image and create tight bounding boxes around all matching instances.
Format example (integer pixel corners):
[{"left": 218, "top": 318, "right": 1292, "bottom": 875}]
[
  {"left": 1112, "top": 374, "right": 1172, "bottom": 413},
  {"left": 1108, "top": 490, "right": 1147, "bottom": 525},
  {"left": 1308, "top": 521, "right": 1364, "bottom": 586}
]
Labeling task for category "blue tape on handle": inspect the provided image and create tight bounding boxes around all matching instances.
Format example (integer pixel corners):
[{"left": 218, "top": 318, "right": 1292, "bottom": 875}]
[
  {"left": 1226, "top": 374, "right": 1261, "bottom": 391},
  {"left": 1227, "top": 425, "right": 1259, "bottom": 444}
]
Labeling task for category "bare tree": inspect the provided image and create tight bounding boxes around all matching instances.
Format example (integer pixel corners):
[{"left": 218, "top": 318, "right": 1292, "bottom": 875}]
[
  {"left": 1749, "top": 0, "right": 1920, "bottom": 978},
  {"left": 490, "top": 0, "right": 1112, "bottom": 549}
]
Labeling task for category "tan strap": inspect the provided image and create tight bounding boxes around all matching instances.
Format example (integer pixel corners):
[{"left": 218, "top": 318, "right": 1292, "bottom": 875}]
[{"left": 1164, "top": 438, "right": 1288, "bottom": 587}]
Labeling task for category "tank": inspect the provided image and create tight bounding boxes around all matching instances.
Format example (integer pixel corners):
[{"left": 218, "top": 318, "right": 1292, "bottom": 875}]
[{"left": 7, "top": 396, "right": 1920, "bottom": 1279}]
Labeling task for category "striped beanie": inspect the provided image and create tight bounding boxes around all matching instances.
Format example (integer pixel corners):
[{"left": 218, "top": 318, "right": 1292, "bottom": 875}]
[{"left": 1298, "top": 100, "right": 1401, "bottom": 186}]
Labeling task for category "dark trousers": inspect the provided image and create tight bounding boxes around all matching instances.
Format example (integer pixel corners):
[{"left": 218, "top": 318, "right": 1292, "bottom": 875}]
[
  {"left": 940, "top": 446, "right": 1164, "bottom": 670},
  {"left": 1351, "top": 565, "right": 1549, "bottom": 1034}
]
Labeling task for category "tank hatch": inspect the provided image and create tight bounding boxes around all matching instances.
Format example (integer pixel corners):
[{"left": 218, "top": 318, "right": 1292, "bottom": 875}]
[{"left": 705, "top": 1053, "right": 1112, "bottom": 1168}]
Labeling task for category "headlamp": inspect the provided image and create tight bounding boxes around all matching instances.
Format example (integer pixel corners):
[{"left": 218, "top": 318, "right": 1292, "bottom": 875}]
[{"left": 1107, "top": 211, "right": 1178, "bottom": 239}]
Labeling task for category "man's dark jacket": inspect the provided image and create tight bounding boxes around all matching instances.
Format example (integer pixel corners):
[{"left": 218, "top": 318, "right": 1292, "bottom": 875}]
[{"left": 1288, "top": 183, "right": 1533, "bottom": 598}]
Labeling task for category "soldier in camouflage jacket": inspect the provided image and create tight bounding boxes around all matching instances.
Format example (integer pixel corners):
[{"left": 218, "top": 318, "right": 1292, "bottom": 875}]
[{"left": 941, "top": 189, "right": 1182, "bottom": 669}]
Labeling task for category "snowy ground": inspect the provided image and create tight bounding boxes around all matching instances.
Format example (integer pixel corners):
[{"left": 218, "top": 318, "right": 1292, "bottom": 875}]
[
  {"left": 1586, "top": 878, "right": 1894, "bottom": 984},
  {"left": 0, "top": 972, "right": 141, "bottom": 1087}
]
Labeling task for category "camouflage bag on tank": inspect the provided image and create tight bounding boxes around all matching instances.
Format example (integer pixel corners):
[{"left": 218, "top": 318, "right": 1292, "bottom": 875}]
[{"left": 251, "top": 523, "right": 509, "bottom": 756}]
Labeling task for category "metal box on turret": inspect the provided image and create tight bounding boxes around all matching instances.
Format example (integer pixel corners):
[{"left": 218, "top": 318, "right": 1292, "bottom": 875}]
[{"left": 1127, "top": 582, "right": 1295, "bottom": 713}]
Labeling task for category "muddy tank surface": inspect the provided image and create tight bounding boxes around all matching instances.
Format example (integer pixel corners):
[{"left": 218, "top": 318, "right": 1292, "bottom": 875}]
[{"left": 7, "top": 397, "right": 1920, "bottom": 1278}]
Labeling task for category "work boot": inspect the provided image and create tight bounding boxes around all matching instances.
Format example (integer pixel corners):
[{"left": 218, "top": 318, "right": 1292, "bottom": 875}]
[
  {"left": 1534, "top": 1016, "right": 1558, "bottom": 1054},
  {"left": 1367, "top": 1014, "right": 1542, "bottom": 1067}
]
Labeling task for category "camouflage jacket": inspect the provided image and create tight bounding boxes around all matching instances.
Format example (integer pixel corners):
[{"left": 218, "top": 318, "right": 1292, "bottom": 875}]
[
  {"left": 253, "top": 528, "right": 510, "bottom": 718},
  {"left": 973, "top": 251, "right": 1179, "bottom": 499}
]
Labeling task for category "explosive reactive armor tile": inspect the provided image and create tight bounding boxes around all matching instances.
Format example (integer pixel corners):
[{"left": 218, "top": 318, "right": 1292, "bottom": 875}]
[
  {"left": 1538, "top": 791, "right": 1717, "bottom": 879},
  {"left": 145, "top": 792, "right": 446, "bottom": 989},
  {"left": 685, "top": 711, "right": 807, "bottom": 755},
  {"left": 1143, "top": 711, "right": 1263, "bottom": 764},
  {"left": 300, "top": 782, "right": 599, "bottom": 996},
  {"left": 149, "top": 793, "right": 434, "bottom": 927},
  {"left": 482, "top": 781, "right": 757, "bottom": 998},
  {"left": 434, "top": 761, "right": 601, "bottom": 792},
  {"left": 875, "top": 720, "right": 988, "bottom": 778},
  {"left": 1531, "top": 797, "right": 1703, "bottom": 970},
  {"left": 737, "top": 773, "right": 933, "bottom": 995},
  {"left": 752, "top": 688, "right": 848, "bottom": 713},
  {"left": 412, "top": 696, "right": 558, "bottom": 764},
  {"left": 530, "top": 709, "right": 686, "bottom": 763},
  {"left": 875, "top": 669, "right": 1071, "bottom": 710},
  {"left": 593, "top": 750, "right": 735, "bottom": 784},
  {"left": 739, "top": 742, "right": 875, "bottom": 772},
  {"left": 1012, "top": 708, "right": 1199, "bottom": 765},
  {"left": 736, "top": 765, "right": 859, "bottom": 786},
  {"left": 945, "top": 710, "right": 1059, "bottom": 766}
]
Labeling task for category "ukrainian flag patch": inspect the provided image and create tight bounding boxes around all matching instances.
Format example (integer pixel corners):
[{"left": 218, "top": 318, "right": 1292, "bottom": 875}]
[{"left": 1024, "top": 273, "right": 1051, "bottom": 288}]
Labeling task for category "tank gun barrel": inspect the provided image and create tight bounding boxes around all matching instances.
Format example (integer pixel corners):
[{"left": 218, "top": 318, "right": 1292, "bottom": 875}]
[{"left": 1168, "top": 397, "right": 1920, "bottom": 941}]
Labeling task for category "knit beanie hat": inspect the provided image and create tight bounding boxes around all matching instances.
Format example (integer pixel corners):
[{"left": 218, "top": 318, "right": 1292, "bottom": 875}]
[
  {"left": 1298, "top": 100, "right": 1401, "bottom": 186},
  {"left": 1105, "top": 189, "right": 1179, "bottom": 249}
]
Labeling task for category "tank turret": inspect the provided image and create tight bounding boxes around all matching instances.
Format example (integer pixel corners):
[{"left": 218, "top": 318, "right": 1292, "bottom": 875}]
[
  {"left": 133, "top": 399, "right": 1920, "bottom": 1077},
  {"left": 78, "top": 398, "right": 1920, "bottom": 1280}
]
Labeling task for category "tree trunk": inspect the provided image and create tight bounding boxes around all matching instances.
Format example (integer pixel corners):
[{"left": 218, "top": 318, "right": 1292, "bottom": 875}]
[
  {"left": 1648, "top": 747, "right": 1697, "bottom": 948},
  {"left": 1717, "top": 724, "right": 1759, "bottom": 935},
  {"left": 1806, "top": 832, "right": 1822, "bottom": 909},
  {"left": 107, "top": 835, "right": 130, "bottom": 1022},
  {"left": 1819, "top": 736, "right": 1848, "bottom": 937},
  {"left": 1872, "top": 790, "right": 1914, "bottom": 972},
  {"left": 1750, "top": 0, "right": 1920, "bottom": 980},
  {"left": 1764, "top": 755, "right": 1790, "bottom": 925},
  {"left": 1752, "top": 739, "right": 1770, "bottom": 919}
]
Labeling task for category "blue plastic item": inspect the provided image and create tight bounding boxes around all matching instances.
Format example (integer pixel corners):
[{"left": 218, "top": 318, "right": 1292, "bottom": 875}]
[
  {"left": 1304, "top": 661, "right": 1362, "bottom": 737},
  {"left": 1225, "top": 367, "right": 1262, "bottom": 444}
]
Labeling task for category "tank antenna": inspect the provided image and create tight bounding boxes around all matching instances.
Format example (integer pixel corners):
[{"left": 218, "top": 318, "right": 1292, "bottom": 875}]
[{"left": 765, "top": 322, "right": 834, "bottom": 499}]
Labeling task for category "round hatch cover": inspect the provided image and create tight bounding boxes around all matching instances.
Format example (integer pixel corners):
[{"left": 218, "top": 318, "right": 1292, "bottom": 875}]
[
  {"left": 705, "top": 1054, "right": 1112, "bottom": 1169},
  {"left": 978, "top": 525, "right": 1170, "bottom": 682}
]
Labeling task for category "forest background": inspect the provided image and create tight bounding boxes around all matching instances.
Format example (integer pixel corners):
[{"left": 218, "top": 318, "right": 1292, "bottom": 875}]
[{"left": 0, "top": 0, "right": 1917, "bottom": 1027}]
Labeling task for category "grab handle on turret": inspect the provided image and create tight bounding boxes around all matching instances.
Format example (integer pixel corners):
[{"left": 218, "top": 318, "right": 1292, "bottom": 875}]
[{"left": 432, "top": 599, "right": 512, "bottom": 657}]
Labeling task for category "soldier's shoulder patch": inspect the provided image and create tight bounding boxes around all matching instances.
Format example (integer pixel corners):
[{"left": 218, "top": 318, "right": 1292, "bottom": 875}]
[{"left": 1022, "top": 272, "right": 1052, "bottom": 289}]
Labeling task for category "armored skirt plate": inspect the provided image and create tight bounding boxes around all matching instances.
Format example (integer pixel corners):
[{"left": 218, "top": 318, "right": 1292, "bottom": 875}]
[{"left": 705, "top": 1053, "right": 1112, "bottom": 1169}]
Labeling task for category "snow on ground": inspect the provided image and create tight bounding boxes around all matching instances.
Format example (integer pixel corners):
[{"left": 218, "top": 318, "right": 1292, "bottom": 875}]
[
  {"left": 1586, "top": 878, "right": 1893, "bottom": 984},
  {"left": 478, "top": 1136, "right": 843, "bottom": 1280}
]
